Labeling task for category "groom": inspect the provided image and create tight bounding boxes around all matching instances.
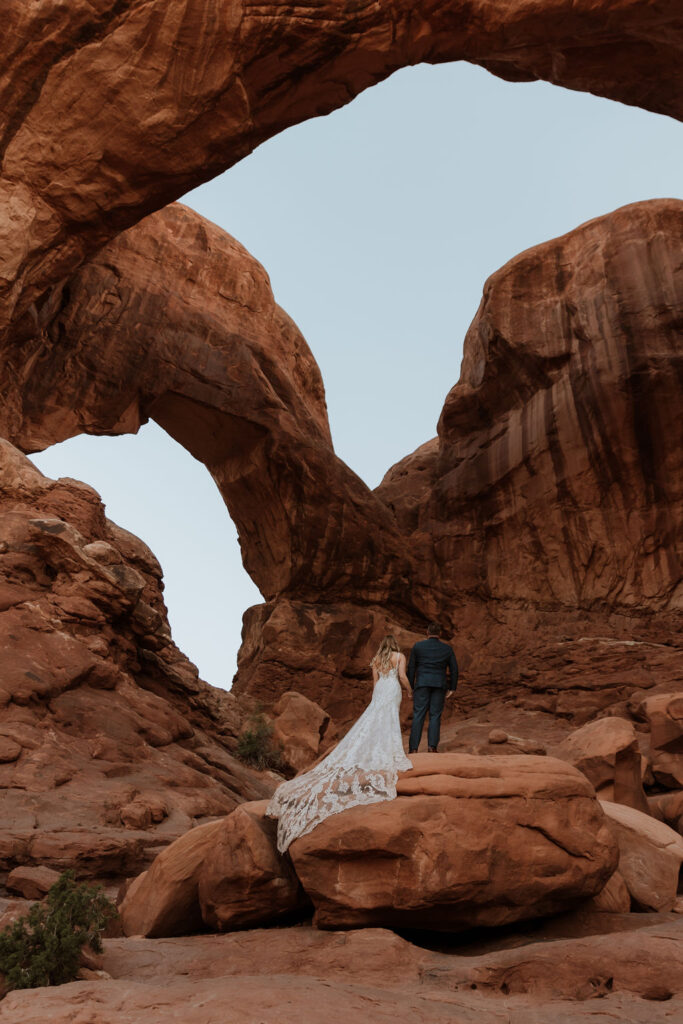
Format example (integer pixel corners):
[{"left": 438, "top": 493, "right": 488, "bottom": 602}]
[{"left": 407, "top": 622, "right": 458, "bottom": 753}]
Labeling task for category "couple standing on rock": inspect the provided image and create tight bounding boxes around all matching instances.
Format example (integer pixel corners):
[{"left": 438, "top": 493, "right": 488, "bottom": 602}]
[{"left": 267, "top": 623, "right": 459, "bottom": 853}]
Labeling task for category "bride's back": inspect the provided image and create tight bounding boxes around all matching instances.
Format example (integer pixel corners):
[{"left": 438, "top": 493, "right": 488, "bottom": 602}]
[{"left": 372, "top": 642, "right": 400, "bottom": 678}]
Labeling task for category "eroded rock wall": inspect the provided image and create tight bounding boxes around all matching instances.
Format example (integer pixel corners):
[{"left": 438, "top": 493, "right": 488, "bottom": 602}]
[
  {"left": 371, "top": 198, "right": 683, "bottom": 724},
  {"left": 0, "top": 439, "right": 273, "bottom": 879},
  {"left": 398, "top": 199, "right": 683, "bottom": 613}
]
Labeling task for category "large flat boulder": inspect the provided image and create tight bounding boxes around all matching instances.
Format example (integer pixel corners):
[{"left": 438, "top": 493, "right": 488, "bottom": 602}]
[
  {"left": 438, "top": 920, "right": 683, "bottom": 1001},
  {"left": 289, "top": 753, "right": 618, "bottom": 930}
]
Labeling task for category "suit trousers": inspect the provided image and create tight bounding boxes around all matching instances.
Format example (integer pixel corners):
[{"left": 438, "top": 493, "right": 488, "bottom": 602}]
[{"left": 409, "top": 686, "right": 446, "bottom": 750}]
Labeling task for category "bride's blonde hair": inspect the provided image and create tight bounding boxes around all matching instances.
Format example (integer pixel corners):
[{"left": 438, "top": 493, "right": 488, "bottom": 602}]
[{"left": 371, "top": 634, "right": 400, "bottom": 674}]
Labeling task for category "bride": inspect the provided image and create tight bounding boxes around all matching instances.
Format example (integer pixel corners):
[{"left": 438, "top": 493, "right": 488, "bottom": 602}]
[{"left": 266, "top": 635, "right": 413, "bottom": 853}]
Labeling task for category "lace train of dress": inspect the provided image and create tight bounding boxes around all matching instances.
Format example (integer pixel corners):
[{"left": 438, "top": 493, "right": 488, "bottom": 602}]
[{"left": 266, "top": 668, "right": 412, "bottom": 853}]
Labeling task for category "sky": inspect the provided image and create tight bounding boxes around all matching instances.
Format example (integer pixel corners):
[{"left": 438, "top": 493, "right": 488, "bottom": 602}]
[{"left": 30, "top": 62, "right": 683, "bottom": 690}]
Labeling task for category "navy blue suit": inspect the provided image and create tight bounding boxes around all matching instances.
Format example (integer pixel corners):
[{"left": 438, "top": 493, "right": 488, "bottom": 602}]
[{"left": 407, "top": 637, "right": 458, "bottom": 751}]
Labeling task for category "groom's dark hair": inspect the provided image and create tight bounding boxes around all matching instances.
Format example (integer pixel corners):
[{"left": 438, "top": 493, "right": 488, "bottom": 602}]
[{"left": 427, "top": 622, "right": 441, "bottom": 637}]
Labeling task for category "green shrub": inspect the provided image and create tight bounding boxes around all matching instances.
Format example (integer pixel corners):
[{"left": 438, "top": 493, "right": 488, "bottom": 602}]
[
  {"left": 0, "top": 870, "right": 116, "bottom": 991},
  {"left": 236, "top": 710, "right": 285, "bottom": 772}
]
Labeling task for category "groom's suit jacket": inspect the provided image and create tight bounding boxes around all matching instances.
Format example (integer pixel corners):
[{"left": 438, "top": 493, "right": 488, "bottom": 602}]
[{"left": 407, "top": 637, "right": 458, "bottom": 692}]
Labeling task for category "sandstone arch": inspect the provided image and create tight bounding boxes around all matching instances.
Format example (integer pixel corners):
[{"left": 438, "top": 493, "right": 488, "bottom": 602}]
[
  {"left": 0, "top": 202, "right": 423, "bottom": 614},
  {"left": 1, "top": 6, "right": 681, "bottom": 943},
  {"left": 1, "top": 198, "right": 681, "bottom": 726},
  {"left": 2, "top": 0, "right": 682, "bottom": 337}
]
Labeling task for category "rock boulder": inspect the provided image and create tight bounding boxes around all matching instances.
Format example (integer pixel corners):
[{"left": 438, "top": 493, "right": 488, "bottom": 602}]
[
  {"left": 271, "top": 692, "right": 336, "bottom": 774},
  {"left": 649, "top": 790, "right": 683, "bottom": 835},
  {"left": 6, "top": 865, "right": 61, "bottom": 900},
  {"left": 121, "top": 802, "right": 309, "bottom": 937},
  {"left": 636, "top": 693, "right": 683, "bottom": 788},
  {"left": 554, "top": 717, "right": 649, "bottom": 812},
  {"left": 600, "top": 800, "right": 683, "bottom": 911},
  {"left": 588, "top": 869, "right": 631, "bottom": 913},
  {"left": 289, "top": 753, "right": 618, "bottom": 930},
  {"left": 197, "top": 801, "right": 310, "bottom": 931},
  {"left": 119, "top": 820, "right": 225, "bottom": 938}
]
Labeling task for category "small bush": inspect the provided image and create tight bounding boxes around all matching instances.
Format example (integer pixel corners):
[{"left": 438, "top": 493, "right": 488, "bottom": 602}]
[
  {"left": 0, "top": 870, "right": 116, "bottom": 991},
  {"left": 236, "top": 710, "right": 285, "bottom": 772}
]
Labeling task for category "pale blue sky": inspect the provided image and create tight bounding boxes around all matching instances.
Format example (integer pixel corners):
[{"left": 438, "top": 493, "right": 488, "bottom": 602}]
[{"left": 31, "top": 63, "right": 682, "bottom": 689}]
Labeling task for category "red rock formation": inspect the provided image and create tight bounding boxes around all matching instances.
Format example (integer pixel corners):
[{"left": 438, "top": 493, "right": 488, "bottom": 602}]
[
  {"left": 1, "top": 199, "right": 681, "bottom": 734},
  {"left": 5, "top": 865, "right": 61, "bottom": 901},
  {"left": 119, "top": 753, "right": 617, "bottom": 936},
  {"left": 553, "top": 717, "right": 649, "bottom": 813},
  {"left": 441, "top": 922, "right": 683, "bottom": 1001},
  {"left": 7, "top": 913, "right": 683, "bottom": 1022},
  {"left": 0, "top": 202, "right": 413, "bottom": 614},
  {"left": 649, "top": 790, "right": 683, "bottom": 835},
  {"left": 589, "top": 869, "right": 631, "bottom": 914},
  {"left": 0, "top": 14, "right": 682, "bottom": 1005},
  {"left": 372, "top": 197, "right": 683, "bottom": 723},
  {"left": 119, "top": 801, "right": 309, "bottom": 937},
  {"left": 3, "top": 0, "right": 682, "bottom": 339},
  {"left": 404, "top": 200, "right": 683, "bottom": 614},
  {"left": 0, "top": 200, "right": 431, "bottom": 728},
  {"left": 600, "top": 800, "right": 683, "bottom": 912},
  {"left": 237, "top": 199, "right": 683, "bottom": 725},
  {"left": 271, "top": 692, "right": 337, "bottom": 775},
  {"left": 0, "top": 439, "right": 272, "bottom": 879},
  {"left": 118, "top": 819, "right": 226, "bottom": 938},
  {"left": 100, "top": 921, "right": 683, "bottom": 997},
  {"left": 634, "top": 692, "right": 683, "bottom": 788},
  {"left": 197, "top": 801, "right": 310, "bottom": 932},
  {"left": 289, "top": 753, "right": 618, "bottom": 931}
]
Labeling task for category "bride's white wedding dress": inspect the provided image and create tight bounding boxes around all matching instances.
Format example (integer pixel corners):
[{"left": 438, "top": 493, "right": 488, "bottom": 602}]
[{"left": 266, "top": 661, "right": 413, "bottom": 853}]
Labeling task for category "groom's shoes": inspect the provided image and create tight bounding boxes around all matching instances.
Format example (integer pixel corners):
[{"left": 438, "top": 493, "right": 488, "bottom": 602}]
[
  {"left": 428, "top": 746, "right": 438, "bottom": 753},
  {"left": 408, "top": 748, "right": 417, "bottom": 754}
]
